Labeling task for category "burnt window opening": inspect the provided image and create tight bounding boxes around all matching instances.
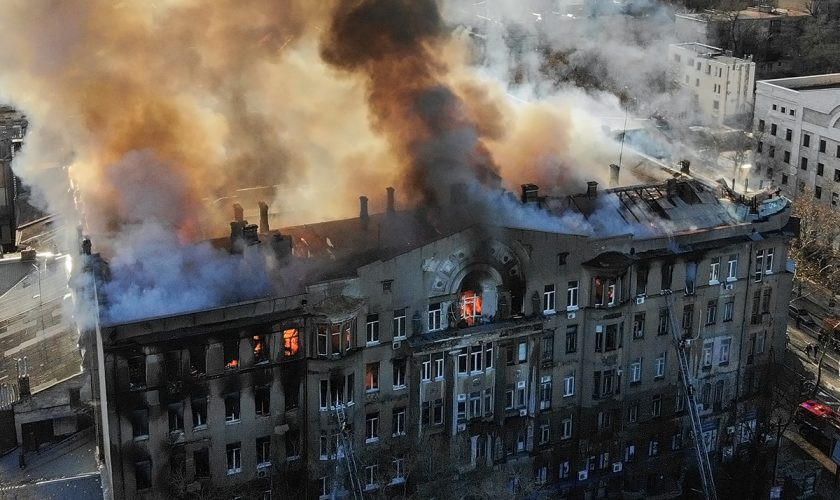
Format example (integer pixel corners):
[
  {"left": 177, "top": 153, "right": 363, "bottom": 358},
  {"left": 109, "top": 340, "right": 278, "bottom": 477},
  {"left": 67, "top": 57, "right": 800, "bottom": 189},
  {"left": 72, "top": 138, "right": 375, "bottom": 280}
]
[
  {"left": 225, "top": 393, "right": 241, "bottom": 422},
  {"left": 252, "top": 334, "right": 269, "bottom": 364},
  {"left": 131, "top": 407, "right": 149, "bottom": 438},
  {"left": 283, "top": 377, "right": 300, "bottom": 410},
  {"left": 255, "top": 385, "right": 271, "bottom": 417},
  {"left": 316, "top": 319, "right": 355, "bottom": 356},
  {"left": 285, "top": 429, "right": 300, "bottom": 459},
  {"left": 165, "top": 351, "right": 182, "bottom": 382},
  {"left": 542, "top": 335, "right": 554, "bottom": 362},
  {"left": 658, "top": 309, "right": 669, "bottom": 336},
  {"left": 192, "top": 397, "right": 208, "bottom": 428},
  {"left": 135, "top": 460, "right": 151, "bottom": 491},
  {"left": 194, "top": 449, "right": 210, "bottom": 478},
  {"left": 636, "top": 268, "right": 648, "bottom": 296},
  {"left": 189, "top": 346, "right": 206, "bottom": 377},
  {"left": 283, "top": 328, "right": 300, "bottom": 357},
  {"left": 457, "top": 270, "right": 500, "bottom": 328},
  {"left": 558, "top": 252, "right": 569, "bottom": 266},
  {"left": 128, "top": 356, "right": 146, "bottom": 389},
  {"left": 633, "top": 313, "right": 645, "bottom": 339},
  {"left": 459, "top": 290, "right": 482, "bottom": 326},
  {"left": 682, "top": 305, "right": 694, "bottom": 336},
  {"left": 382, "top": 279, "right": 393, "bottom": 292},
  {"left": 167, "top": 402, "right": 184, "bottom": 433},
  {"left": 365, "top": 362, "right": 379, "bottom": 392},
  {"left": 685, "top": 262, "right": 698, "bottom": 295},
  {"left": 330, "top": 376, "right": 345, "bottom": 407},
  {"left": 661, "top": 262, "right": 674, "bottom": 291},
  {"left": 223, "top": 339, "right": 239, "bottom": 369},
  {"left": 593, "top": 277, "right": 617, "bottom": 307}
]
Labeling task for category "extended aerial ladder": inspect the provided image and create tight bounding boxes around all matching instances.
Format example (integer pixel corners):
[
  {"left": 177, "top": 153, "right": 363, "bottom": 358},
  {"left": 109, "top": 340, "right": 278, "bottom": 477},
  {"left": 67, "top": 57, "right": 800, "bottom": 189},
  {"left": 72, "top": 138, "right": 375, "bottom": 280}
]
[
  {"left": 333, "top": 405, "right": 365, "bottom": 500},
  {"left": 664, "top": 291, "right": 718, "bottom": 500}
]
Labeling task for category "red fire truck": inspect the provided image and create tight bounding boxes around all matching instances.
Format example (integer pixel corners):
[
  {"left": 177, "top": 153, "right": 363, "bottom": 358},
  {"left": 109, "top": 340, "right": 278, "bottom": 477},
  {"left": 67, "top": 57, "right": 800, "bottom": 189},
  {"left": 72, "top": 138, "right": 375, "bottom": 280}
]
[{"left": 795, "top": 400, "right": 840, "bottom": 454}]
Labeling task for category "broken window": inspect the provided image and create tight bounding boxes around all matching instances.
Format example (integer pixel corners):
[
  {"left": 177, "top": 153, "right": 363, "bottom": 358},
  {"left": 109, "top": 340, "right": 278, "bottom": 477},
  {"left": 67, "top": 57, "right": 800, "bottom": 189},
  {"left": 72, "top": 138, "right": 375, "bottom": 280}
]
[
  {"left": 255, "top": 385, "right": 271, "bottom": 416},
  {"left": 131, "top": 407, "right": 149, "bottom": 438},
  {"left": 661, "top": 262, "right": 673, "bottom": 291},
  {"left": 685, "top": 261, "right": 697, "bottom": 295},
  {"left": 284, "top": 377, "right": 299, "bottom": 410},
  {"left": 167, "top": 402, "right": 184, "bottom": 432},
  {"left": 224, "top": 339, "right": 239, "bottom": 369},
  {"left": 192, "top": 397, "right": 207, "bottom": 428},
  {"left": 128, "top": 356, "right": 146, "bottom": 389},
  {"left": 605, "top": 324, "right": 618, "bottom": 351},
  {"left": 283, "top": 328, "right": 299, "bottom": 357},
  {"left": 542, "top": 335, "right": 553, "bottom": 361},
  {"left": 594, "top": 277, "right": 604, "bottom": 305},
  {"left": 189, "top": 346, "right": 205, "bottom": 377},
  {"left": 286, "top": 429, "right": 300, "bottom": 459},
  {"left": 165, "top": 351, "right": 182, "bottom": 381},
  {"left": 433, "top": 399, "right": 444, "bottom": 425},
  {"left": 633, "top": 313, "right": 645, "bottom": 339},
  {"left": 225, "top": 393, "right": 241, "bottom": 423},
  {"left": 256, "top": 436, "right": 271, "bottom": 466},
  {"left": 331, "top": 324, "right": 341, "bottom": 353},
  {"left": 460, "top": 290, "right": 482, "bottom": 326},
  {"left": 194, "top": 449, "right": 210, "bottom": 477},
  {"left": 317, "top": 325, "right": 328, "bottom": 356},
  {"left": 682, "top": 304, "right": 694, "bottom": 335},
  {"left": 635, "top": 269, "right": 647, "bottom": 296},
  {"left": 365, "top": 363, "right": 379, "bottom": 392},
  {"left": 226, "top": 442, "right": 242, "bottom": 474},
  {"left": 252, "top": 334, "right": 269, "bottom": 364}
]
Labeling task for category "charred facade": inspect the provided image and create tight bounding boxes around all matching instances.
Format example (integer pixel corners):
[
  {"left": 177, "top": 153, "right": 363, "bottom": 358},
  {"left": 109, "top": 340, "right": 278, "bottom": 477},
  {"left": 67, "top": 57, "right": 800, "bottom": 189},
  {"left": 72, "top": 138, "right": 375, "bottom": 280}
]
[{"left": 94, "top": 178, "right": 796, "bottom": 499}]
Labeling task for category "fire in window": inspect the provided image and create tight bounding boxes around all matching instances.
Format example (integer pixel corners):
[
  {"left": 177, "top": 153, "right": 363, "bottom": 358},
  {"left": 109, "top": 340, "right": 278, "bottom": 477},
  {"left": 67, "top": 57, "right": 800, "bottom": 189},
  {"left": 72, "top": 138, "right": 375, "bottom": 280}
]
[
  {"left": 459, "top": 290, "right": 482, "bottom": 326},
  {"left": 224, "top": 339, "right": 239, "bottom": 369},
  {"left": 283, "top": 328, "right": 300, "bottom": 356},
  {"left": 252, "top": 335, "right": 268, "bottom": 364}
]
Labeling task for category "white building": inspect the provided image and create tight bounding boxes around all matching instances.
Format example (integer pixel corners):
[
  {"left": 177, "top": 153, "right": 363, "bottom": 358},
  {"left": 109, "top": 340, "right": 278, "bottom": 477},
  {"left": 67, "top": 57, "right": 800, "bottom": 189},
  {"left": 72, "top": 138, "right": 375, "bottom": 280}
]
[
  {"left": 753, "top": 73, "right": 840, "bottom": 208},
  {"left": 669, "top": 43, "right": 756, "bottom": 127}
]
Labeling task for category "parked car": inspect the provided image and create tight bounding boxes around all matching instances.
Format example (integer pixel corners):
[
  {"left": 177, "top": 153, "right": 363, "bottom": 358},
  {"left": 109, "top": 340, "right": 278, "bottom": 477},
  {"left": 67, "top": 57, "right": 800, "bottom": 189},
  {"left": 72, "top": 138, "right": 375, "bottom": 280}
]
[{"left": 789, "top": 304, "right": 817, "bottom": 327}]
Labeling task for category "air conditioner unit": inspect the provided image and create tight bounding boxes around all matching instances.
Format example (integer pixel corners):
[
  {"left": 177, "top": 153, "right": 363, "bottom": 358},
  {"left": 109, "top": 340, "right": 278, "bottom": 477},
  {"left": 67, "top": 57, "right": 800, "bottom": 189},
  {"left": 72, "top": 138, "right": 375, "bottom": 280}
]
[
  {"left": 392, "top": 341, "right": 401, "bottom": 350},
  {"left": 578, "top": 470, "right": 589, "bottom": 481},
  {"left": 612, "top": 462, "right": 623, "bottom": 473},
  {"left": 724, "top": 283, "right": 734, "bottom": 291},
  {"left": 519, "top": 408, "right": 528, "bottom": 417},
  {"left": 517, "top": 381, "right": 526, "bottom": 389},
  {"left": 257, "top": 469, "right": 268, "bottom": 478},
  {"left": 457, "top": 394, "right": 467, "bottom": 402},
  {"left": 636, "top": 296, "right": 645, "bottom": 305},
  {"left": 457, "top": 423, "right": 466, "bottom": 432},
  {"left": 727, "top": 426, "right": 735, "bottom": 435},
  {"left": 541, "top": 375, "right": 551, "bottom": 383},
  {"left": 567, "top": 311, "right": 576, "bottom": 320},
  {"left": 595, "top": 325, "right": 603, "bottom": 333}
]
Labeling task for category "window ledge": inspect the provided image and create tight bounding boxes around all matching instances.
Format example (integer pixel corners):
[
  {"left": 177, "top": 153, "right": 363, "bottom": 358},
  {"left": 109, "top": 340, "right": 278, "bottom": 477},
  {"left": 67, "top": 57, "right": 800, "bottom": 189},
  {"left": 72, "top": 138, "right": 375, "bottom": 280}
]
[
  {"left": 225, "top": 419, "right": 241, "bottom": 425},
  {"left": 393, "top": 385, "right": 406, "bottom": 391},
  {"left": 193, "top": 424, "right": 207, "bottom": 431},
  {"left": 543, "top": 310, "right": 556, "bottom": 315},
  {"left": 227, "top": 468, "right": 242, "bottom": 476},
  {"left": 365, "top": 438, "right": 379, "bottom": 444},
  {"left": 257, "top": 461, "right": 272, "bottom": 469},
  {"left": 133, "top": 435, "right": 149, "bottom": 442}
]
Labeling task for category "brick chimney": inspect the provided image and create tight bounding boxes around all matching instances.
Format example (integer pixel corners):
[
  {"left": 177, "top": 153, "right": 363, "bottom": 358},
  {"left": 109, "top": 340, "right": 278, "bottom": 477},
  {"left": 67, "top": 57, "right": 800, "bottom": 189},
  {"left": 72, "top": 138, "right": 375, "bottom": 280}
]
[
  {"left": 258, "top": 201, "right": 270, "bottom": 233},
  {"left": 679, "top": 160, "right": 691, "bottom": 175},
  {"left": 586, "top": 181, "right": 598, "bottom": 198},
  {"left": 386, "top": 187, "right": 396, "bottom": 215},
  {"left": 232, "top": 203, "right": 244, "bottom": 223},
  {"left": 360, "top": 196, "right": 369, "bottom": 230}
]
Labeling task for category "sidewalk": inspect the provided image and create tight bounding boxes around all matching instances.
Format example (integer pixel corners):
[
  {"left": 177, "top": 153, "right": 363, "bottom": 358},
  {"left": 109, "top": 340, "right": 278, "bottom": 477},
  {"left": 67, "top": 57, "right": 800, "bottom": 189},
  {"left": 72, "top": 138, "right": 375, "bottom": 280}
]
[{"left": 0, "top": 428, "right": 98, "bottom": 487}]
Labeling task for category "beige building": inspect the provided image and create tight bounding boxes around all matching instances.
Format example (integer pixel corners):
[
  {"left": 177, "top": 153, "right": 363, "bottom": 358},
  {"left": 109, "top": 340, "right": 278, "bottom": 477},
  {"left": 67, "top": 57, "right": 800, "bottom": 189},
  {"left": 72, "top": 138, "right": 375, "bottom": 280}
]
[
  {"left": 753, "top": 73, "right": 840, "bottom": 208},
  {"left": 669, "top": 43, "right": 756, "bottom": 127},
  {"left": 91, "top": 174, "right": 795, "bottom": 499}
]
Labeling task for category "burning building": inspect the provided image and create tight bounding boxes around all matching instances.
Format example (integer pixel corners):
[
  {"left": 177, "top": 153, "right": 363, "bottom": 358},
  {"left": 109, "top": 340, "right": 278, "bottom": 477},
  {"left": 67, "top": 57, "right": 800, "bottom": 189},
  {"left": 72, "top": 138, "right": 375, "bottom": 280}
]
[{"left": 88, "top": 171, "right": 796, "bottom": 499}]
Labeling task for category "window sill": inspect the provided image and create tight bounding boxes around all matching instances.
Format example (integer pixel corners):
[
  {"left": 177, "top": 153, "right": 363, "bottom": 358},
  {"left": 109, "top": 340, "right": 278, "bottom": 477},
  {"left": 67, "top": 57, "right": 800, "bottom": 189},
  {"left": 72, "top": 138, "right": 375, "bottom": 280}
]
[
  {"left": 365, "top": 389, "right": 379, "bottom": 394},
  {"left": 227, "top": 469, "right": 241, "bottom": 476},
  {"left": 225, "top": 419, "right": 241, "bottom": 425},
  {"left": 393, "top": 336, "right": 407, "bottom": 342},
  {"left": 566, "top": 305, "right": 579, "bottom": 312},
  {"left": 133, "top": 435, "right": 149, "bottom": 442},
  {"left": 718, "top": 361, "right": 730, "bottom": 367},
  {"left": 257, "top": 461, "right": 272, "bottom": 469},
  {"left": 365, "top": 438, "right": 379, "bottom": 444},
  {"left": 392, "top": 432, "right": 406, "bottom": 438},
  {"left": 193, "top": 424, "right": 207, "bottom": 431},
  {"left": 543, "top": 310, "right": 556, "bottom": 315},
  {"left": 287, "top": 455, "right": 300, "bottom": 461},
  {"left": 365, "top": 341, "right": 381, "bottom": 347},
  {"left": 393, "top": 385, "right": 406, "bottom": 391},
  {"left": 708, "top": 280, "right": 720, "bottom": 286}
]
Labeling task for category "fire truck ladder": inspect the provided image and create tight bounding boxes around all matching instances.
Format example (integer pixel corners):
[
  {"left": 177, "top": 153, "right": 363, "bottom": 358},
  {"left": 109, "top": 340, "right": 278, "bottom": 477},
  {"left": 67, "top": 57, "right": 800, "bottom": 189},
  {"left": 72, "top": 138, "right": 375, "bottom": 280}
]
[
  {"left": 664, "top": 291, "right": 718, "bottom": 500},
  {"left": 334, "top": 405, "right": 364, "bottom": 500}
]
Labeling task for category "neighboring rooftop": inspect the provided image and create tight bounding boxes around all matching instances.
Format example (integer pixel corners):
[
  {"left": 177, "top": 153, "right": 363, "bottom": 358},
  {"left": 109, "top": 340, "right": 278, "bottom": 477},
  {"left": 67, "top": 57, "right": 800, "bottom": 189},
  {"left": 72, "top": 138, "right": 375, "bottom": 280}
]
[
  {"left": 762, "top": 72, "right": 840, "bottom": 91},
  {"left": 676, "top": 6, "right": 809, "bottom": 22},
  {"left": 672, "top": 42, "right": 753, "bottom": 64}
]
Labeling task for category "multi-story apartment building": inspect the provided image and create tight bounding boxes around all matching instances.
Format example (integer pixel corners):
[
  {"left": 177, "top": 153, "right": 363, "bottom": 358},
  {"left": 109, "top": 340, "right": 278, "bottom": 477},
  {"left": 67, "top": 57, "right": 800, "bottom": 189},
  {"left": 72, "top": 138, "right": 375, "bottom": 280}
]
[
  {"left": 752, "top": 73, "right": 840, "bottom": 207},
  {"left": 90, "top": 175, "right": 795, "bottom": 499},
  {"left": 0, "top": 106, "right": 27, "bottom": 253},
  {"left": 669, "top": 43, "right": 756, "bottom": 127}
]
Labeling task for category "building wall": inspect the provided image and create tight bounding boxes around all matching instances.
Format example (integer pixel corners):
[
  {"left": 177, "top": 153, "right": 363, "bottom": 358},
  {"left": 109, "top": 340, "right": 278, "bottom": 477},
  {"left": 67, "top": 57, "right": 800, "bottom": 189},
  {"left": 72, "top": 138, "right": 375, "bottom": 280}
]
[
  {"left": 669, "top": 44, "right": 756, "bottom": 127},
  {"left": 753, "top": 76, "right": 840, "bottom": 207},
  {"left": 100, "top": 206, "right": 794, "bottom": 499}
]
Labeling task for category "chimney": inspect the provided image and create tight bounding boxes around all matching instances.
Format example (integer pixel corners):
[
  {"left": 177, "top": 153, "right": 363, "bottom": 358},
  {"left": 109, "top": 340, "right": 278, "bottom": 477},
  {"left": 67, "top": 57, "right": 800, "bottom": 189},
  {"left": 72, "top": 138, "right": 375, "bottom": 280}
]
[
  {"left": 359, "top": 196, "right": 369, "bottom": 230},
  {"left": 18, "top": 376, "right": 30, "bottom": 398},
  {"left": 666, "top": 178, "right": 678, "bottom": 199},
  {"left": 271, "top": 233, "right": 293, "bottom": 261},
  {"left": 679, "top": 159, "right": 691, "bottom": 175},
  {"left": 450, "top": 183, "right": 467, "bottom": 206},
  {"left": 82, "top": 238, "right": 92, "bottom": 256},
  {"left": 386, "top": 187, "right": 395, "bottom": 215},
  {"left": 243, "top": 224, "right": 260, "bottom": 246},
  {"left": 609, "top": 164, "right": 620, "bottom": 187},
  {"left": 230, "top": 221, "right": 246, "bottom": 251},
  {"left": 521, "top": 184, "right": 539, "bottom": 203},
  {"left": 258, "top": 201, "right": 270, "bottom": 233},
  {"left": 232, "top": 203, "right": 244, "bottom": 223},
  {"left": 586, "top": 181, "right": 598, "bottom": 199}
]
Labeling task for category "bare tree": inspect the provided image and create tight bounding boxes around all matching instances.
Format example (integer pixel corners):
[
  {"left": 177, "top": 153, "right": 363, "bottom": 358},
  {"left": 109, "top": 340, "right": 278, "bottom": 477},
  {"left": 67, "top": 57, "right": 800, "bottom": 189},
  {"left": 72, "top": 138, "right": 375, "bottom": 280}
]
[{"left": 790, "top": 192, "right": 840, "bottom": 292}]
